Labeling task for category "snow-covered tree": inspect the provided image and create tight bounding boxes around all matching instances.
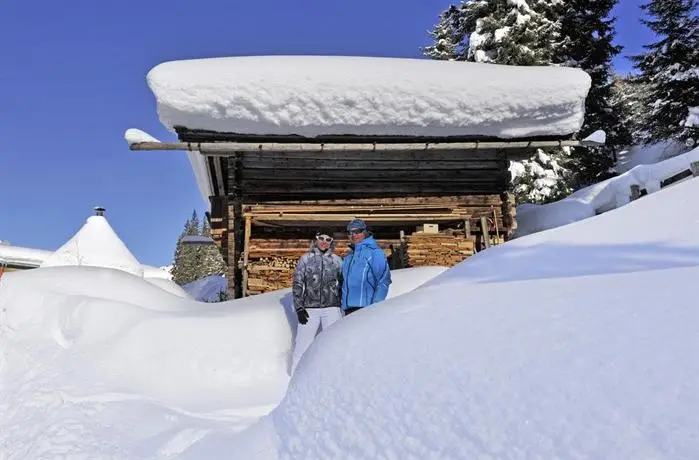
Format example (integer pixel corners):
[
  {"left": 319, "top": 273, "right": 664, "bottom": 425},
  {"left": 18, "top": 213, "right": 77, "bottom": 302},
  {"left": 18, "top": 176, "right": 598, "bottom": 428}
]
[
  {"left": 611, "top": 74, "right": 653, "bottom": 144},
  {"left": 630, "top": 0, "right": 699, "bottom": 145},
  {"left": 556, "top": 0, "right": 633, "bottom": 186},
  {"left": 423, "top": 0, "right": 562, "bottom": 65},
  {"left": 199, "top": 219, "right": 227, "bottom": 279},
  {"left": 424, "top": 0, "right": 636, "bottom": 200},
  {"left": 171, "top": 210, "right": 226, "bottom": 286}
]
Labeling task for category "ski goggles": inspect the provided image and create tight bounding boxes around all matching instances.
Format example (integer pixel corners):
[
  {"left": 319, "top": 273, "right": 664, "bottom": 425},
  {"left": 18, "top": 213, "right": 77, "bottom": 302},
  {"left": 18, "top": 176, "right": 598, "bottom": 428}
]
[
  {"left": 316, "top": 234, "right": 333, "bottom": 243},
  {"left": 347, "top": 228, "right": 365, "bottom": 235}
]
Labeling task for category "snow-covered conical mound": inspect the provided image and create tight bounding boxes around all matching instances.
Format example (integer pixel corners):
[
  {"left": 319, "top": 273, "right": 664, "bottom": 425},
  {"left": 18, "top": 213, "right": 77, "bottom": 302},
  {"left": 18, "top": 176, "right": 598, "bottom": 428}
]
[{"left": 40, "top": 215, "right": 144, "bottom": 277}]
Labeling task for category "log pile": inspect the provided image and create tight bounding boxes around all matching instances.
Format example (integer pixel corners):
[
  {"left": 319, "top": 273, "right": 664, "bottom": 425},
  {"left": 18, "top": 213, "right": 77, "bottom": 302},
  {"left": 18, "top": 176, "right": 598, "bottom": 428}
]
[
  {"left": 405, "top": 234, "right": 475, "bottom": 267},
  {"left": 245, "top": 238, "right": 397, "bottom": 295}
]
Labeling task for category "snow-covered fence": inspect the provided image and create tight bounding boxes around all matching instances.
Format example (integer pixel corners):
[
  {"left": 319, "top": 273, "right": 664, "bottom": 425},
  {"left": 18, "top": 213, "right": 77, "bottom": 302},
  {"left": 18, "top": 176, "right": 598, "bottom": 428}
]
[{"left": 629, "top": 160, "right": 699, "bottom": 201}]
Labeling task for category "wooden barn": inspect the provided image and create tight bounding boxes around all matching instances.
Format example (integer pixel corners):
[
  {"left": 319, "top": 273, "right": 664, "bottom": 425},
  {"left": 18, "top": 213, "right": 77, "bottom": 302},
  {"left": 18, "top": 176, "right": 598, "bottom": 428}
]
[{"left": 129, "top": 55, "right": 600, "bottom": 298}]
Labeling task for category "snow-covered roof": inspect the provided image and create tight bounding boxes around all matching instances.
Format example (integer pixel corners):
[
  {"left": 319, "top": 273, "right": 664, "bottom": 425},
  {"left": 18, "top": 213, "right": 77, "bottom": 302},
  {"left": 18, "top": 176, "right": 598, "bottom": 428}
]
[
  {"left": 40, "top": 215, "right": 145, "bottom": 278},
  {"left": 146, "top": 55, "right": 591, "bottom": 139},
  {"left": 0, "top": 244, "right": 52, "bottom": 268}
]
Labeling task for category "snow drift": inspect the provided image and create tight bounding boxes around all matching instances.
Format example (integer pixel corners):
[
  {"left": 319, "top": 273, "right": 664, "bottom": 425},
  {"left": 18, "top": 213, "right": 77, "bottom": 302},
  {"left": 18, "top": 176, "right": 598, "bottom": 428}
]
[
  {"left": 182, "top": 177, "right": 699, "bottom": 459},
  {"left": 146, "top": 55, "right": 591, "bottom": 138}
]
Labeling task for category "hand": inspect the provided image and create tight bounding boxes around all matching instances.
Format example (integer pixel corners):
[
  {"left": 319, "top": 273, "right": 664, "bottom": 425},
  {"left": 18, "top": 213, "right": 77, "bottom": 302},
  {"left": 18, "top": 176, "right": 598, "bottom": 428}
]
[{"left": 296, "top": 308, "right": 309, "bottom": 325}]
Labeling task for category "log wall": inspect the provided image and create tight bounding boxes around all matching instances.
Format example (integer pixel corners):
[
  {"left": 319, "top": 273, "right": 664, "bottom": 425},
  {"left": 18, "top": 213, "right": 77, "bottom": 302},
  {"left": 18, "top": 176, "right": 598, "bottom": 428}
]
[{"left": 206, "top": 147, "right": 517, "bottom": 298}]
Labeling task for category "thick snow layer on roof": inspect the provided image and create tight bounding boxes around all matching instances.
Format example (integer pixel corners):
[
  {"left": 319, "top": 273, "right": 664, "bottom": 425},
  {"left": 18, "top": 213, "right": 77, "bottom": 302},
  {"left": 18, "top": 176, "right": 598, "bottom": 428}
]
[
  {"left": 40, "top": 216, "right": 144, "bottom": 278},
  {"left": 147, "top": 55, "right": 591, "bottom": 138}
]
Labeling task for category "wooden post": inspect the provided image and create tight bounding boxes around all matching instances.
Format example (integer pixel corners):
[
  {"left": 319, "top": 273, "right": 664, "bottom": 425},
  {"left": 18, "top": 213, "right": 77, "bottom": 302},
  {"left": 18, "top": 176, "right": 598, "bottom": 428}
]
[
  {"left": 629, "top": 184, "right": 641, "bottom": 201},
  {"left": 491, "top": 206, "right": 500, "bottom": 245},
  {"left": 480, "top": 216, "right": 490, "bottom": 249},
  {"left": 226, "top": 202, "right": 237, "bottom": 298},
  {"left": 242, "top": 216, "right": 252, "bottom": 297},
  {"left": 690, "top": 161, "right": 699, "bottom": 177},
  {"left": 463, "top": 219, "right": 471, "bottom": 238}
]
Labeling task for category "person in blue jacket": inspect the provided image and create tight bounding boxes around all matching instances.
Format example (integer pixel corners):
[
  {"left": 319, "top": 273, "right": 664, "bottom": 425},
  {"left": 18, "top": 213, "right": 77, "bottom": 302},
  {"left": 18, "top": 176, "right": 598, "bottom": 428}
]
[{"left": 341, "top": 218, "right": 392, "bottom": 314}]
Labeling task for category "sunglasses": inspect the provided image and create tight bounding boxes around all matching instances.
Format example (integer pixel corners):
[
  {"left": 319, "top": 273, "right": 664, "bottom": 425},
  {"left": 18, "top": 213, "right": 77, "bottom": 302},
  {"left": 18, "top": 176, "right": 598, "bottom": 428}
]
[
  {"left": 316, "top": 235, "right": 333, "bottom": 243},
  {"left": 348, "top": 228, "right": 365, "bottom": 235}
]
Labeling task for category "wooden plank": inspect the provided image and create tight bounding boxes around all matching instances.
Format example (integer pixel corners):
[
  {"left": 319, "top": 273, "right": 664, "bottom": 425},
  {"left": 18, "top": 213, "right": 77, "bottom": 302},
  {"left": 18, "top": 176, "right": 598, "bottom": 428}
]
[
  {"left": 239, "top": 182, "right": 506, "bottom": 195},
  {"left": 246, "top": 195, "right": 504, "bottom": 207},
  {"left": 480, "top": 216, "right": 490, "bottom": 249},
  {"left": 240, "top": 169, "right": 501, "bottom": 181},
  {"left": 249, "top": 212, "right": 468, "bottom": 221},
  {"left": 242, "top": 216, "right": 251, "bottom": 297},
  {"left": 211, "top": 157, "right": 226, "bottom": 196},
  {"left": 241, "top": 159, "right": 504, "bottom": 170}
]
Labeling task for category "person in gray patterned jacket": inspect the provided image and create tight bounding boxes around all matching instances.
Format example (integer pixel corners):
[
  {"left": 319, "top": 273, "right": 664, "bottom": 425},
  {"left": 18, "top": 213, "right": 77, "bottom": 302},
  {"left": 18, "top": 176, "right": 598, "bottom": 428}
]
[{"left": 291, "top": 229, "right": 344, "bottom": 373}]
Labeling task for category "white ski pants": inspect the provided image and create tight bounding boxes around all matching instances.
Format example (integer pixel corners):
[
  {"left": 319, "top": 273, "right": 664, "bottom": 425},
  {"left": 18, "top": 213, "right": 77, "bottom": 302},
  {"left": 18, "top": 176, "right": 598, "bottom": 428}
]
[{"left": 292, "top": 307, "right": 343, "bottom": 373}]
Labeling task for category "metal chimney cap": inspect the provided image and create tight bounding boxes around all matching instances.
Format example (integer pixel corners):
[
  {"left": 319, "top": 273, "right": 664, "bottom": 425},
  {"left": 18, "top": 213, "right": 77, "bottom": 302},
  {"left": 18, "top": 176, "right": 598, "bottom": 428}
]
[{"left": 94, "top": 206, "right": 106, "bottom": 216}]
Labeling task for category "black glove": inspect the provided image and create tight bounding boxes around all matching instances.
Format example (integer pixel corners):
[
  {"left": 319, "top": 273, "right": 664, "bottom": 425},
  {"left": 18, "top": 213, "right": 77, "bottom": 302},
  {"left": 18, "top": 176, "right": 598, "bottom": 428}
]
[{"left": 296, "top": 308, "right": 309, "bottom": 325}]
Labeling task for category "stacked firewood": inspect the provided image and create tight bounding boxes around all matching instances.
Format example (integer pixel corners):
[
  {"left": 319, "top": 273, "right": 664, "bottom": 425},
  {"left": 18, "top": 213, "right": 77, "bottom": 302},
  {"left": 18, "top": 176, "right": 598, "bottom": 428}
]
[
  {"left": 405, "top": 234, "right": 475, "bottom": 267},
  {"left": 245, "top": 238, "right": 397, "bottom": 295},
  {"left": 247, "top": 258, "right": 296, "bottom": 295}
]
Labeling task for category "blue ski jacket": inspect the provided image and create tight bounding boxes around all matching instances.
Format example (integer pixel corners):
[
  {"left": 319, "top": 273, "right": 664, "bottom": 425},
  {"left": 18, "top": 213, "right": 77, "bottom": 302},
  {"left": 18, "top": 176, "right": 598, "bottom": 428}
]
[{"left": 341, "top": 235, "right": 392, "bottom": 309}]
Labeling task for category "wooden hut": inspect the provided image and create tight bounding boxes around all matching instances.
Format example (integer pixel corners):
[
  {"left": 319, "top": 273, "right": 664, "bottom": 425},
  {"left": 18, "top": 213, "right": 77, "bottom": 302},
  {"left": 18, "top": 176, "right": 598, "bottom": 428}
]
[{"left": 130, "top": 55, "right": 600, "bottom": 298}]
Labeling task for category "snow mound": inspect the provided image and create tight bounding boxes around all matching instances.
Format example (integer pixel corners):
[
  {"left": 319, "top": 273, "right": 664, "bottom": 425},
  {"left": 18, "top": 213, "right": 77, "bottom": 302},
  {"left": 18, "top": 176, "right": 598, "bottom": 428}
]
[
  {"left": 40, "top": 215, "right": 144, "bottom": 277},
  {"left": 183, "top": 275, "right": 228, "bottom": 302},
  {"left": 146, "top": 276, "right": 192, "bottom": 298},
  {"left": 147, "top": 55, "right": 591, "bottom": 138},
  {"left": 615, "top": 140, "right": 687, "bottom": 174},
  {"left": 516, "top": 144, "right": 699, "bottom": 236},
  {"left": 188, "top": 176, "right": 699, "bottom": 460},
  {"left": 0, "top": 266, "right": 293, "bottom": 456}
]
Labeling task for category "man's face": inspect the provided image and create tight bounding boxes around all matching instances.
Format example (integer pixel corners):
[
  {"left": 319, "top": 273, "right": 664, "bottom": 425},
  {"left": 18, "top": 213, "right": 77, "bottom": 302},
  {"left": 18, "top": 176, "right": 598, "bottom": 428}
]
[
  {"left": 348, "top": 228, "right": 366, "bottom": 244},
  {"left": 316, "top": 234, "right": 333, "bottom": 251}
]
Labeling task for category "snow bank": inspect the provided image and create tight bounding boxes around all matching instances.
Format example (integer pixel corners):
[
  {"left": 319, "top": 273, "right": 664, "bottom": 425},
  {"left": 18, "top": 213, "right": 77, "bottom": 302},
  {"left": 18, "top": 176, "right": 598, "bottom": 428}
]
[
  {"left": 615, "top": 140, "right": 687, "bottom": 174},
  {"left": 0, "top": 266, "right": 293, "bottom": 457},
  {"left": 124, "top": 127, "right": 160, "bottom": 145},
  {"left": 0, "top": 262, "right": 443, "bottom": 458},
  {"left": 147, "top": 55, "right": 591, "bottom": 138},
  {"left": 188, "top": 175, "right": 699, "bottom": 460},
  {"left": 41, "top": 215, "right": 145, "bottom": 277},
  {"left": 516, "top": 144, "right": 699, "bottom": 237},
  {"left": 146, "top": 276, "right": 192, "bottom": 298}
]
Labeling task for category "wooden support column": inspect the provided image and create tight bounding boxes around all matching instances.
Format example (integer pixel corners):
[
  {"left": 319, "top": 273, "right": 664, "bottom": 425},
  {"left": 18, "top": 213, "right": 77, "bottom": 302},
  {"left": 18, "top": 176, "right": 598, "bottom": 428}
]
[
  {"left": 480, "top": 216, "right": 490, "bottom": 249},
  {"left": 226, "top": 201, "right": 237, "bottom": 298},
  {"left": 242, "top": 215, "right": 252, "bottom": 297}
]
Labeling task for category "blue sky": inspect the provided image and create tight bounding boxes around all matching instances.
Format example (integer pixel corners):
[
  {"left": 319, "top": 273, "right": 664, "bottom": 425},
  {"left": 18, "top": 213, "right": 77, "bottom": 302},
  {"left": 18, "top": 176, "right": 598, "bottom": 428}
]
[{"left": 0, "top": 0, "right": 651, "bottom": 267}]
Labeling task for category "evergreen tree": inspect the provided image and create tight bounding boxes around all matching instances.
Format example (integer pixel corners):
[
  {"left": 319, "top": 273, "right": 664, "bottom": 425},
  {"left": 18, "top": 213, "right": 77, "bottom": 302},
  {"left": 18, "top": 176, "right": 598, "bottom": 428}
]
[
  {"left": 423, "top": 0, "right": 562, "bottom": 65},
  {"left": 171, "top": 213, "right": 199, "bottom": 285},
  {"left": 557, "top": 0, "right": 633, "bottom": 187},
  {"left": 630, "top": 0, "right": 699, "bottom": 145},
  {"left": 611, "top": 74, "right": 653, "bottom": 144},
  {"left": 199, "top": 219, "right": 227, "bottom": 279}
]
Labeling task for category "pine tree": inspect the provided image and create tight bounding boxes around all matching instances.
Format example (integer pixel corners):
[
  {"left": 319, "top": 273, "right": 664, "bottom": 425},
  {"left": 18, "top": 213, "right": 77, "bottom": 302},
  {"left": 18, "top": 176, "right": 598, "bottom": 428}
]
[
  {"left": 556, "top": 0, "right": 633, "bottom": 187},
  {"left": 611, "top": 74, "right": 652, "bottom": 144},
  {"left": 171, "top": 214, "right": 196, "bottom": 285},
  {"left": 423, "top": 0, "right": 562, "bottom": 65},
  {"left": 630, "top": 0, "right": 699, "bottom": 145},
  {"left": 199, "top": 219, "right": 227, "bottom": 279}
]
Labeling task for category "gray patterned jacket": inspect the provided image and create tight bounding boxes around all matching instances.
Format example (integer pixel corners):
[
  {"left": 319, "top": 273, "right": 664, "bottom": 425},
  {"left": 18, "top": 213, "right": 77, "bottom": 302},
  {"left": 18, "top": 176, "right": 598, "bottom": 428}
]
[{"left": 292, "top": 240, "right": 343, "bottom": 310}]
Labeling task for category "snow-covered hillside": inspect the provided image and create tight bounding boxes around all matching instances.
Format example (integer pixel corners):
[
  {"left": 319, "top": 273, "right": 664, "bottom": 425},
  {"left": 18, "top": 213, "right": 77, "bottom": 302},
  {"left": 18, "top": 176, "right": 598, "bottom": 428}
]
[
  {"left": 2, "top": 178, "right": 698, "bottom": 458},
  {"left": 516, "top": 144, "right": 699, "bottom": 236}
]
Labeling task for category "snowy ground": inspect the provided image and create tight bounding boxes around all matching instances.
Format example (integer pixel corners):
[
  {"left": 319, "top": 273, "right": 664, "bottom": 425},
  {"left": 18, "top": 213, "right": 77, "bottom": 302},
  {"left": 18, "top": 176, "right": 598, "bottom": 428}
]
[
  {"left": 183, "top": 177, "right": 699, "bottom": 459},
  {"left": 2, "top": 179, "right": 698, "bottom": 458},
  {"left": 0, "top": 264, "right": 444, "bottom": 459}
]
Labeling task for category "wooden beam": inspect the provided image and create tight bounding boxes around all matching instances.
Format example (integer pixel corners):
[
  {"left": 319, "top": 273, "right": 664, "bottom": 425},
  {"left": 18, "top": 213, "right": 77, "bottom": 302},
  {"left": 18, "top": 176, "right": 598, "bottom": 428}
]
[
  {"left": 129, "top": 138, "right": 600, "bottom": 155},
  {"left": 242, "top": 216, "right": 251, "bottom": 297},
  {"left": 211, "top": 157, "right": 226, "bottom": 196}
]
